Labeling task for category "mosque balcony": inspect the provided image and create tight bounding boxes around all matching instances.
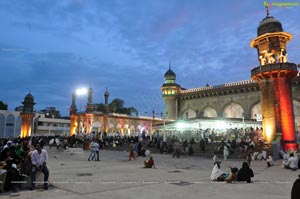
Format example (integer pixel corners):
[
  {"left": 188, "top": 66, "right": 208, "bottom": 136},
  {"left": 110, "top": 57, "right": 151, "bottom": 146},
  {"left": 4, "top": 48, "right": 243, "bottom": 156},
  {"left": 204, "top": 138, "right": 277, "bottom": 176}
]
[{"left": 251, "top": 62, "right": 298, "bottom": 79}]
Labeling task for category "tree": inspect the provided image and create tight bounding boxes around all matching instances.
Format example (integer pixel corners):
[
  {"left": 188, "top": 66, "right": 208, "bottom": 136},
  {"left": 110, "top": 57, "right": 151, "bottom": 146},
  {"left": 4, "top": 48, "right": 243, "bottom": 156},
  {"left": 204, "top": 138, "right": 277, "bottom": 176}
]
[
  {"left": 93, "top": 98, "right": 138, "bottom": 116},
  {"left": 0, "top": 101, "right": 8, "bottom": 110}
]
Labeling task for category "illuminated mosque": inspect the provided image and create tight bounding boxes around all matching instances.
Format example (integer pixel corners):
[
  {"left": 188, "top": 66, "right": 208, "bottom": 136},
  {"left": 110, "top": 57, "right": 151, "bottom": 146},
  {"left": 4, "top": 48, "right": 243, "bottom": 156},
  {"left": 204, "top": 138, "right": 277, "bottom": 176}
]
[
  {"left": 160, "top": 9, "right": 300, "bottom": 151},
  {"left": 12, "top": 9, "right": 299, "bottom": 152}
]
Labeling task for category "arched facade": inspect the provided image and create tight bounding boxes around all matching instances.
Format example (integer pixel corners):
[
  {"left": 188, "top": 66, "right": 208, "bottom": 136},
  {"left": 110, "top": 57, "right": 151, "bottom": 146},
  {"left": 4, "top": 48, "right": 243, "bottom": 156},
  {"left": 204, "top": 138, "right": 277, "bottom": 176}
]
[
  {"left": 222, "top": 102, "right": 244, "bottom": 118},
  {"left": 0, "top": 111, "right": 22, "bottom": 138},
  {"left": 70, "top": 112, "right": 161, "bottom": 137},
  {"left": 202, "top": 106, "right": 218, "bottom": 118}
]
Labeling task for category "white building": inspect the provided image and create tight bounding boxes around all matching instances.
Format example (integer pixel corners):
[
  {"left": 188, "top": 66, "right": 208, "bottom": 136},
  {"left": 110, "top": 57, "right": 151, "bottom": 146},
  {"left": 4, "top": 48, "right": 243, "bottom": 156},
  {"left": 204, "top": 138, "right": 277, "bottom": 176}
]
[{"left": 0, "top": 110, "right": 70, "bottom": 138}]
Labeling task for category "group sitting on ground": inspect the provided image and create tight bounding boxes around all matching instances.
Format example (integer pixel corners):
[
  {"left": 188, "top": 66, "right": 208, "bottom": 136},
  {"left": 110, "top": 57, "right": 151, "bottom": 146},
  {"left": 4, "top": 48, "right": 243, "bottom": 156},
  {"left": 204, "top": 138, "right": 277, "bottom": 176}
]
[{"left": 210, "top": 161, "right": 254, "bottom": 183}]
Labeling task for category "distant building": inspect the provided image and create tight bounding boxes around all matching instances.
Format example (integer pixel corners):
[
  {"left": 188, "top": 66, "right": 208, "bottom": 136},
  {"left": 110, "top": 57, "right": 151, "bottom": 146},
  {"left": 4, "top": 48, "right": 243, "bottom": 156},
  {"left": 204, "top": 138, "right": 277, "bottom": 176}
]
[
  {"left": 0, "top": 110, "right": 22, "bottom": 138},
  {"left": 0, "top": 93, "right": 70, "bottom": 138},
  {"left": 69, "top": 88, "right": 161, "bottom": 138}
]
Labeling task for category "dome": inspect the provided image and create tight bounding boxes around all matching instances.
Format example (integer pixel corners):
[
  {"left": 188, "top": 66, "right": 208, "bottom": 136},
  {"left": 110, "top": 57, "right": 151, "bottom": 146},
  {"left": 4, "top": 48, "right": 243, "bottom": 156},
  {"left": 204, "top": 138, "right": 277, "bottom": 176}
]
[
  {"left": 164, "top": 69, "right": 176, "bottom": 80},
  {"left": 25, "top": 93, "right": 34, "bottom": 99},
  {"left": 257, "top": 15, "right": 283, "bottom": 36}
]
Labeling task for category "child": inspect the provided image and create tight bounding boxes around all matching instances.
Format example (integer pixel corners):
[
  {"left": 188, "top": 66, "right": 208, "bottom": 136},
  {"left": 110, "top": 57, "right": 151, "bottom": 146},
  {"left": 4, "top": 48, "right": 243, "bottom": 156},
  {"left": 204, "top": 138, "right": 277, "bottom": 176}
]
[
  {"left": 247, "top": 153, "right": 252, "bottom": 166},
  {"left": 144, "top": 156, "right": 155, "bottom": 168},
  {"left": 266, "top": 156, "right": 273, "bottom": 167}
]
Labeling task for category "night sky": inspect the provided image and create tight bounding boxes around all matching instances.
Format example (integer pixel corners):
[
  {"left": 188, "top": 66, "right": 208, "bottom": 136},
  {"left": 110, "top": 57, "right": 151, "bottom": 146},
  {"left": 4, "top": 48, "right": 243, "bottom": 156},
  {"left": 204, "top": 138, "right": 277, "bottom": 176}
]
[{"left": 0, "top": 0, "right": 299, "bottom": 116}]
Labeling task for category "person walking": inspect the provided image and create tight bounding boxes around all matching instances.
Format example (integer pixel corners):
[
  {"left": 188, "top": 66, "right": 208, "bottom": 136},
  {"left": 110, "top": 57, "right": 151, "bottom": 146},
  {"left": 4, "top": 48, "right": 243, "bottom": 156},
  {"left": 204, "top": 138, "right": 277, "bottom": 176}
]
[{"left": 88, "top": 139, "right": 97, "bottom": 161}]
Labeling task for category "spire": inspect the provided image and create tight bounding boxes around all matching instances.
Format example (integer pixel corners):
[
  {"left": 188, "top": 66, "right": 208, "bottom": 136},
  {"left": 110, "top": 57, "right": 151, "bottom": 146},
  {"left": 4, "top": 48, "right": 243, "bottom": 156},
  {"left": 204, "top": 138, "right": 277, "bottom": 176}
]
[
  {"left": 169, "top": 61, "right": 171, "bottom": 70},
  {"left": 264, "top": 0, "right": 270, "bottom": 17}
]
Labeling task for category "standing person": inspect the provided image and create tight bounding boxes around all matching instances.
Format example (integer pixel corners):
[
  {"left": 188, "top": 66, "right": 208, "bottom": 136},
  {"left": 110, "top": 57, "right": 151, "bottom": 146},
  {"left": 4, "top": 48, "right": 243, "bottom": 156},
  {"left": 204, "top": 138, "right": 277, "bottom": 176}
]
[
  {"left": 129, "top": 143, "right": 135, "bottom": 160},
  {"left": 95, "top": 140, "right": 100, "bottom": 161},
  {"left": 247, "top": 153, "right": 252, "bottom": 166},
  {"left": 88, "top": 139, "right": 97, "bottom": 161},
  {"left": 237, "top": 162, "right": 254, "bottom": 183},
  {"left": 223, "top": 145, "right": 229, "bottom": 161},
  {"left": 200, "top": 139, "right": 206, "bottom": 153},
  {"left": 30, "top": 144, "right": 49, "bottom": 190},
  {"left": 291, "top": 175, "right": 300, "bottom": 199}
]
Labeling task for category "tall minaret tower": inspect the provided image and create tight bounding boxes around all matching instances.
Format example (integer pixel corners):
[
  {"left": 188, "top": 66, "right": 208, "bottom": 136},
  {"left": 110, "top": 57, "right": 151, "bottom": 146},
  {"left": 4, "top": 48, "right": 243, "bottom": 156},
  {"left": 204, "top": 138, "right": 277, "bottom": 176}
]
[
  {"left": 69, "top": 92, "right": 77, "bottom": 115},
  {"left": 250, "top": 8, "right": 298, "bottom": 151},
  {"left": 161, "top": 62, "right": 180, "bottom": 120},
  {"left": 86, "top": 85, "right": 94, "bottom": 112},
  {"left": 104, "top": 89, "right": 110, "bottom": 133},
  {"left": 20, "top": 92, "right": 35, "bottom": 138}
]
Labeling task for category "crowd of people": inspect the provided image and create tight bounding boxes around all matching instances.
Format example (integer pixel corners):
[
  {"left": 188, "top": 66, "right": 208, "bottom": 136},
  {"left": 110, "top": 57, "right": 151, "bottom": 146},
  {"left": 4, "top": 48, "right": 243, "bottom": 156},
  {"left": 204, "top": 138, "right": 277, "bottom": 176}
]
[
  {"left": 0, "top": 137, "right": 50, "bottom": 192},
  {"left": 0, "top": 130, "right": 299, "bottom": 197}
]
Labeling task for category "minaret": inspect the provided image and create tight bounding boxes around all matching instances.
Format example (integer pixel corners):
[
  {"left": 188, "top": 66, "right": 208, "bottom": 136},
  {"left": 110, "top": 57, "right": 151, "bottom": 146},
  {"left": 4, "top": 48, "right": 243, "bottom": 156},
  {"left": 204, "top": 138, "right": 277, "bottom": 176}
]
[
  {"left": 161, "top": 62, "right": 180, "bottom": 120},
  {"left": 250, "top": 8, "right": 298, "bottom": 151},
  {"left": 104, "top": 89, "right": 110, "bottom": 114},
  {"left": 104, "top": 89, "right": 110, "bottom": 133},
  {"left": 69, "top": 92, "right": 77, "bottom": 115},
  {"left": 20, "top": 92, "right": 35, "bottom": 138},
  {"left": 86, "top": 85, "right": 94, "bottom": 112}
]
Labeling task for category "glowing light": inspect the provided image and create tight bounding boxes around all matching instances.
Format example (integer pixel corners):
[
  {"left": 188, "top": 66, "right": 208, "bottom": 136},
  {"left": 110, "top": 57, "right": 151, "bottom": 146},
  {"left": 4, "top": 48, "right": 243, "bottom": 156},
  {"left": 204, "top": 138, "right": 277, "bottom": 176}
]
[
  {"left": 76, "top": 88, "right": 88, "bottom": 96},
  {"left": 215, "top": 121, "right": 228, "bottom": 129},
  {"left": 265, "top": 124, "right": 273, "bottom": 143},
  {"left": 176, "top": 122, "right": 186, "bottom": 129}
]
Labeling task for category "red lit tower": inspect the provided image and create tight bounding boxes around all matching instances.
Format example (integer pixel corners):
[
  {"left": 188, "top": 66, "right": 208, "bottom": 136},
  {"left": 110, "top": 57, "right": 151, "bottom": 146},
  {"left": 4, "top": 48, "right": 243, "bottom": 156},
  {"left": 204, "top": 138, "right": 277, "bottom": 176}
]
[
  {"left": 20, "top": 92, "right": 35, "bottom": 138},
  {"left": 250, "top": 9, "right": 298, "bottom": 151}
]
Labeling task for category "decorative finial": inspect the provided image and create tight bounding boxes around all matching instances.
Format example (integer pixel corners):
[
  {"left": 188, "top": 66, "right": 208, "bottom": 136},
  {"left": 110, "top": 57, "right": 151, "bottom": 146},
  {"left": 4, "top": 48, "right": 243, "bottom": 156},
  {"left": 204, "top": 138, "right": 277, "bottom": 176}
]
[
  {"left": 169, "top": 61, "right": 171, "bottom": 70},
  {"left": 264, "top": 1, "right": 270, "bottom": 17}
]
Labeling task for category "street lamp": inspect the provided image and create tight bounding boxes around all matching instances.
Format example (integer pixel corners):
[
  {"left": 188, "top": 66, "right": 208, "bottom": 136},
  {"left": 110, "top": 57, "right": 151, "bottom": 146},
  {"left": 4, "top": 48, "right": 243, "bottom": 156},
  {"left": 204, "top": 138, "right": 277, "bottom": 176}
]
[
  {"left": 75, "top": 87, "right": 88, "bottom": 112},
  {"left": 161, "top": 112, "right": 168, "bottom": 142}
]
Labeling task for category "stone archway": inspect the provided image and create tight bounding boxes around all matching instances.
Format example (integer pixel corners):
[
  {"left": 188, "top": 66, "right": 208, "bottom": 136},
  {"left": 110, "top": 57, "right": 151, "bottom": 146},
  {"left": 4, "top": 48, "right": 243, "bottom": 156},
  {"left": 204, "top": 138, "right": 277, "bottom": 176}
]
[
  {"left": 182, "top": 108, "right": 197, "bottom": 119},
  {"left": 251, "top": 102, "right": 261, "bottom": 120},
  {"left": 223, "top": 102, "right": 244, "bottom": 118},
  {"left": 202, "top": 106, "right": 218, "bottom": 118},
  {"left": 91, "top": 121, "right": 101, "bottom": 133}
]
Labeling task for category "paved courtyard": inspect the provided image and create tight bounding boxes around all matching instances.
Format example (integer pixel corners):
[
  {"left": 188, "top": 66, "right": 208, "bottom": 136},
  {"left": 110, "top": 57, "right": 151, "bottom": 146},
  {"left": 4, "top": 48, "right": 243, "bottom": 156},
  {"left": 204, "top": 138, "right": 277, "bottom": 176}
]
[{"left": 1, "top": 148, "right": 298, "bottom": 199}]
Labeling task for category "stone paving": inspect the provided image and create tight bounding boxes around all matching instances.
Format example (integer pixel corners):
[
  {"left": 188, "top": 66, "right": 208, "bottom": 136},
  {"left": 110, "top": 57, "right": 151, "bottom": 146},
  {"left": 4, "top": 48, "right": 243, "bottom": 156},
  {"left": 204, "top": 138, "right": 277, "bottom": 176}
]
[{"left": 0, "top": 148, "right": 299, "bottom": 199}]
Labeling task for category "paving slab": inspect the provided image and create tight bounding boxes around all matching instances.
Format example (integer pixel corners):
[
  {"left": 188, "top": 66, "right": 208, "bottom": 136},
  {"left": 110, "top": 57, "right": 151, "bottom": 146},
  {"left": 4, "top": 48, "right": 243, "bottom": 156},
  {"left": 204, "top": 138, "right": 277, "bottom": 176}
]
[{"left": 0, "top": 148, "right": 299, "bottom": 199}]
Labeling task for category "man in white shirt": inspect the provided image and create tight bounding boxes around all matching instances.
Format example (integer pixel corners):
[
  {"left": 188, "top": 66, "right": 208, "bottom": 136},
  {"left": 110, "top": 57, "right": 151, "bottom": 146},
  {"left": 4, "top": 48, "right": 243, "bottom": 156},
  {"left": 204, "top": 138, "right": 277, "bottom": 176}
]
[
  {"left": 284, "top": 153, "right": 299, "bottom": 171},
  {"left": 30, "top": 144, "right": 49, "bottom": 190}
]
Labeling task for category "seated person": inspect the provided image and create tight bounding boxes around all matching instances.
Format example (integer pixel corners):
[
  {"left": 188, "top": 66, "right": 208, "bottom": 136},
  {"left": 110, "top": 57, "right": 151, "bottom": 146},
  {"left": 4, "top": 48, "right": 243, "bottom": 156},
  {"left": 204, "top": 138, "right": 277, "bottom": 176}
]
[
  {"left": 30, "top": 144, "right": 49, "bottom": 190},
  {"left": 266, "top": 156, "right": 274, "bottom": 167},
  {"left": 283, "top": 153, "right": 298, "bottom": 170},
  {"left": 210, "top": 162, "right": 225, "bottom": 181},
  {"left": 225, "top": 167, "right": 239, "bottom": 183},
  {"left": 144, "top": 156, "right": 155, "bottom": 168},
  {"left": 237, "top": 162, "right": 254, "bottom": 183}
]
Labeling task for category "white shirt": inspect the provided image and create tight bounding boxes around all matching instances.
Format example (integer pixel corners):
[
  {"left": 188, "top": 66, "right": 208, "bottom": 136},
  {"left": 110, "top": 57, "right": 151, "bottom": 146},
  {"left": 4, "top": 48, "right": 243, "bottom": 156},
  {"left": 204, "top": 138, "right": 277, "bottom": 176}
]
[
  {"left": 31, "top": 149, "right": 48, "bottom": 167},
  {"left": 287, "top": 157, "right": 298, "bottom": 169}
]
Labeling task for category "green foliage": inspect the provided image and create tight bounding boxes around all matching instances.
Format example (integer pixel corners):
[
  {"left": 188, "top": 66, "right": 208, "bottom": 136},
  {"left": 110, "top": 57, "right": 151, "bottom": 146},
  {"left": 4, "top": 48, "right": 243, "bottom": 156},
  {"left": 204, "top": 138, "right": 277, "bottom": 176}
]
[
  {"left": 0, "top": 101, "right": 8, "bottom": 110},
  {"left": 94, "top": 99, "right": 138, "bottom": 116}
]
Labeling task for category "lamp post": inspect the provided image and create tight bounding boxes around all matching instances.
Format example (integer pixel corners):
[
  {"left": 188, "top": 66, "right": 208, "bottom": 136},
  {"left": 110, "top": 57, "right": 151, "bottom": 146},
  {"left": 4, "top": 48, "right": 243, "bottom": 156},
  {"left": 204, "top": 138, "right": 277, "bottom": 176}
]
[
  {"left": 75, "top": 88, "right": 88, "bottom": 112},
  {"left": 149, "top": 109, "right": 155, "bottom": 141},
  {"left": 161, "top": 112, "right": 168, "bottom": 142}
]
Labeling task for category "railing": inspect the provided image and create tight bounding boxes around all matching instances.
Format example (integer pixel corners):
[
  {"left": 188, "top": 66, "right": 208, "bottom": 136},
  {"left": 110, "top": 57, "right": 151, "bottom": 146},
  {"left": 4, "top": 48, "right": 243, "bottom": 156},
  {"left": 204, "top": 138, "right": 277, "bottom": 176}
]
[
  {"left": 251, "top": 62, "right": 297, "bottom": 76},
  {"left": 180, "top": 80, "right": 255, "bottom": 94}
]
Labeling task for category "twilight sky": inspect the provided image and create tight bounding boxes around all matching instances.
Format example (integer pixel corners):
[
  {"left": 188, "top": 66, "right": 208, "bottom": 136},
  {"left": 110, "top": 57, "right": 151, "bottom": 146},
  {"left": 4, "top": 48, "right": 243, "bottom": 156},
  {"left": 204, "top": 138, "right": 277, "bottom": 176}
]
[{"left": 0, "top": 0, "right": 299, "bottom": 117}]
